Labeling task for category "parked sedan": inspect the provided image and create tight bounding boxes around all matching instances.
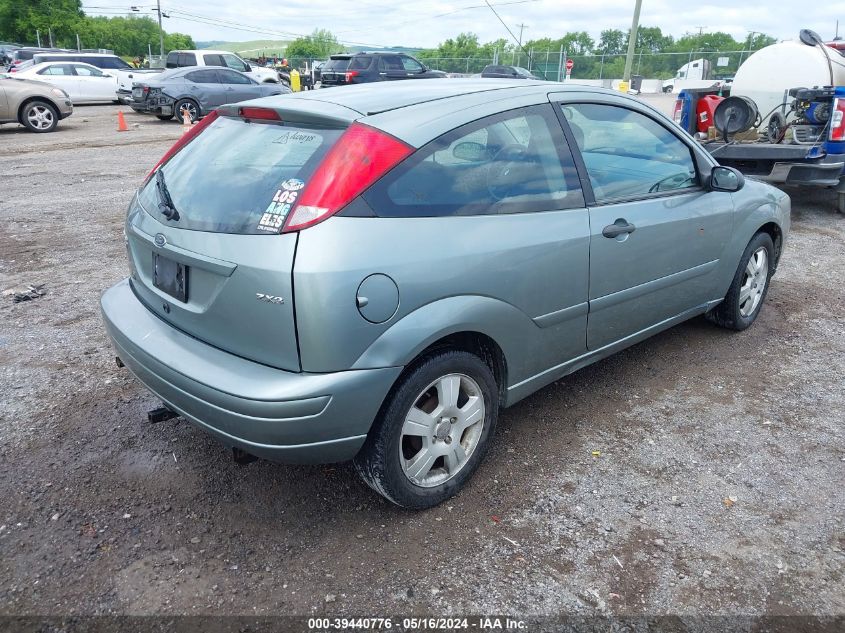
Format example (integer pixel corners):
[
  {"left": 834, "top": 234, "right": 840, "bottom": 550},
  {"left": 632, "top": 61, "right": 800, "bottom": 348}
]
[
  {"left": 11, "top": 61, "right": 119, "bottom": 103},
  {"left": 129, "top": 67, "right": 289, "bottom": 122},
  {"left": 101, "top": 81, "right": 789, "bottom": 509},
  {"left": 0, "top": 75, "right": 73, "bottom": 132},
  {"left": 481, "top": 64, "right": 542, "bottom": 79}
]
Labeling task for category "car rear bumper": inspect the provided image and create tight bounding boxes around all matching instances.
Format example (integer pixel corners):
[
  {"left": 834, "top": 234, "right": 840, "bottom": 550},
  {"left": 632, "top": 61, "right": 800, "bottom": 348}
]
[{"left": 101, "top": 278, "right": 401, "bottom": 463}]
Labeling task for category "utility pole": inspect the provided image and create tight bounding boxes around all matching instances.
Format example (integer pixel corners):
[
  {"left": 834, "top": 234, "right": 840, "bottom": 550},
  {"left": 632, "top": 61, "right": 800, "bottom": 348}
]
[
  {"left": 622, "top": 0, "right": 642, "bottom": 81},
  {"left": 155, "top": 0, "right": 165, "bottom": 60},
  {"left": 516, "top": 23, "right": 528, "bottom": 47},
  {"left": 36, "top": 30, "right": 41, "bottom": 47}
]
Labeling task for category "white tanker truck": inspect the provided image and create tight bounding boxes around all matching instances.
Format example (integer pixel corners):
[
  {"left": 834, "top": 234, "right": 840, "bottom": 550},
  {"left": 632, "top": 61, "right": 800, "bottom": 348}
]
[{"left": 674, "top": 30, "right": 845, "bottom": 212}]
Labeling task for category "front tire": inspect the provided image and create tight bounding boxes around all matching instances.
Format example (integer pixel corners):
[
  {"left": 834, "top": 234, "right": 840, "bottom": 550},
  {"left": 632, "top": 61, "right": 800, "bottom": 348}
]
[
  {"left": 354, "top": 350, "right": 499, "bottom": 509},
  {"left": 706, "top": 232, "right": 774, "bottom": 330},
  {"left": 20, "top": 100, "right": 58, "bottom": 133}
]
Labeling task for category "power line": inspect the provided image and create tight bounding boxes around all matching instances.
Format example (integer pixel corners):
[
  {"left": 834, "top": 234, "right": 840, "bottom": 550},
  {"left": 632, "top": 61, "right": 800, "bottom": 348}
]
[{"left": 484, "top": 0, "right": 533, "bottom": 64}]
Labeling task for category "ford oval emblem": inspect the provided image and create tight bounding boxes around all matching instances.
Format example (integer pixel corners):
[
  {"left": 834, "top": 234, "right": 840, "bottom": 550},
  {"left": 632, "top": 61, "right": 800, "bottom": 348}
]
[{"left": 154, "top": 233, "right": 166, "bottom": 248}]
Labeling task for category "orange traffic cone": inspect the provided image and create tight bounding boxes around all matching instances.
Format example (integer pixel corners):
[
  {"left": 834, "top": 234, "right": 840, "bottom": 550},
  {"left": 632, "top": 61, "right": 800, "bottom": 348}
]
[
  {"left": 181, "top": 106, "right": 192, "bottom": 134},
  {"left": 117, "top": 110, "right": 128, "bottom": 132}
]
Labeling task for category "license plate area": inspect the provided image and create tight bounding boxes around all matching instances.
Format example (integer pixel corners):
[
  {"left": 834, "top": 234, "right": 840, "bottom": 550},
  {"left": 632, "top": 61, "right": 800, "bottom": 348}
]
[{"left": 153, "top": 253, "right": 188, "bottom": 303}]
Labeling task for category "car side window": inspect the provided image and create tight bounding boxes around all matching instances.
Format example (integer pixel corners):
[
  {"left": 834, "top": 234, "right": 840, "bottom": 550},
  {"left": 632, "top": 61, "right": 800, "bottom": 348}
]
[
  {"left": 218, "top": 69, "right": 252, "bottom": 84},
  {"left": 178, "top": 53, "right": 196, "bottom": 67},
  {"left": 363, "top": 105, "right": 584, "bottom": 217},
  {"left": 222, "top": 54, "right": 248, "bottom": 72},
  {"left": 561, "top": 103, "right": 698, "bottom": 202},
  {"left": 186, "top": 69, "right": 219, "bottom": 83},
  {"left": 400, "top": 56, "right": 423, "bottom": 72},
  {"left": 39, "top": 64, "right": 74, "bottom": 76},
  {"left": 203, "top": 54, "right": 225, "bottom": 67},
  {"left": 348, "top": 56, "right": 372, "bottom": 71},
  {"left": 380, "top": 56, "right": 403, "bottom": 71},
  {"left": 73, "top": 65, "right": 103, "bottom": 77}
]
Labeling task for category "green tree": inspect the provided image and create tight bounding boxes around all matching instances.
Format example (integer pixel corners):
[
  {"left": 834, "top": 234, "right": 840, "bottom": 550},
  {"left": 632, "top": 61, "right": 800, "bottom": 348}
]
[
  {"left": 0, "top": 0, "right": 83, "bottom": 45},
  {"left": 286, "top": 28, "right": 341, "bottom": 60},
  {"left": 597, "top": 29, "right": 626, "bottom": 55}
]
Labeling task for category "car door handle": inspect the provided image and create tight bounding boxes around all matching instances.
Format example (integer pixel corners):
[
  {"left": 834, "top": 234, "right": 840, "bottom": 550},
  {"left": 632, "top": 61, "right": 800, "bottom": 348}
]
[{"left": 602, "top": 219, "right": 636, "bottom": 238}]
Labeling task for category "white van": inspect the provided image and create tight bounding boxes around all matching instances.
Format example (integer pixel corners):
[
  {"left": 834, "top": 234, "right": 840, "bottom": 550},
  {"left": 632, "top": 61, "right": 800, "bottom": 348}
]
[{"left": 165, "top": 50, "right": 280, "bottom": 84}]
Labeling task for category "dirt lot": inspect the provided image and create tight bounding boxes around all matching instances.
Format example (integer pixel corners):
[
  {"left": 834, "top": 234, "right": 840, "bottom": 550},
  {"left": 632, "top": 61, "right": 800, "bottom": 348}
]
[{"left": 1, "top": 103, "right": 844, "bottom": 625}]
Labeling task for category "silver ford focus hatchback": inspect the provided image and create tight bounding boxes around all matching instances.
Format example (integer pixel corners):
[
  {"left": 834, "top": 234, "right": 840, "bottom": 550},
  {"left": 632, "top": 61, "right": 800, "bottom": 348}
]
[{"left": 101, "top": 81, "right": 790, "bottom": 508}]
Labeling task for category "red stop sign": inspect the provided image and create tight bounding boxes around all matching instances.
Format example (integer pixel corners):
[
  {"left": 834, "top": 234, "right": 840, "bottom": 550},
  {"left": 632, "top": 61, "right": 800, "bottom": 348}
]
[{"left": 565, "top": 59, "right": 574, "bottom": 71}]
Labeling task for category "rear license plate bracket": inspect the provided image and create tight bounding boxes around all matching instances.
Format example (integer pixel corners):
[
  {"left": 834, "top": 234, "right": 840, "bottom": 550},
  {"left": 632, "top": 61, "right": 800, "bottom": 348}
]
[{"left": 153, "top": 253, "right": 188, "bottom": 303}]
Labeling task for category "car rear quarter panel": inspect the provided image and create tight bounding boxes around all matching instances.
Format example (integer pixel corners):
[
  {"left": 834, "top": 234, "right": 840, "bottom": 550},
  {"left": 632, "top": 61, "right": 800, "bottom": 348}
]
[{"left": 293, "top": 214, "right": 590, "bottom": 390}]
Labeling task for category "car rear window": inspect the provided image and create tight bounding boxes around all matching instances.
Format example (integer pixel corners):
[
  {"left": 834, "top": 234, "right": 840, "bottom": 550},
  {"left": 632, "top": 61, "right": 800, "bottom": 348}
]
[
  {"left": 326, "top": 58, "right": 350, "bottom": 71},
  {"left": 138, "top": 116, "right": 343, "bottom": 234},
  {"left": 348, "top": 56, "right": 372, "bottom": 70}
]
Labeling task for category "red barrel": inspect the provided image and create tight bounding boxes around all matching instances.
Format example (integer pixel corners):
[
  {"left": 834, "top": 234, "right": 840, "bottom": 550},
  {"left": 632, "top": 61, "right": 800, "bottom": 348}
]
[{"left": 696, "top": 94, "right": 724, "bottom": 133}]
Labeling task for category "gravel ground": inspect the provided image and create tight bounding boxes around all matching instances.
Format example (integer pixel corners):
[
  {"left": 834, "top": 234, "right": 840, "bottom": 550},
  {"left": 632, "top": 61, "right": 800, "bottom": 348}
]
[{"left": 0, "top": 103, "right": 844, "bottom": 625}]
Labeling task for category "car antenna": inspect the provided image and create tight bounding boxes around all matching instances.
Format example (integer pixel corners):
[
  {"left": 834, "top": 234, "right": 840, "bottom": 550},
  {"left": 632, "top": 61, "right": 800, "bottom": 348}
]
[{"left": 484, "top": 1, "right": 535, "bottom": 70}]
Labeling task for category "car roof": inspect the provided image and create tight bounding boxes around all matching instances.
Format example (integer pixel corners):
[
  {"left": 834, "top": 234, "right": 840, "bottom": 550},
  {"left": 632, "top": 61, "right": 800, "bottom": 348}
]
[
  {"left": 283, "top": 79, "right": 555, "bottom": 115},
  {"left": 173, "top": 49, "right": 236, "bottom": 55},
  {"left": 27, "top": 61, "right": 103, "bottom": 71},
  {"left": 35, "top": 52, "right": 118, "bottom": 57}
]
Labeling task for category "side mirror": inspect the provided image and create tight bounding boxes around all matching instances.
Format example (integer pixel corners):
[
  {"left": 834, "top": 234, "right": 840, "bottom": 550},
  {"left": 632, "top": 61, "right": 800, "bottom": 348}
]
[
  {"left": 243, "top": 63, "right": 252, "bottom": 72},
  {"left": 709, "top": 165, "right": 744, "bottom": 192},
  {"left": 453, "top": 141, "right": 489, "bottom": 162}
]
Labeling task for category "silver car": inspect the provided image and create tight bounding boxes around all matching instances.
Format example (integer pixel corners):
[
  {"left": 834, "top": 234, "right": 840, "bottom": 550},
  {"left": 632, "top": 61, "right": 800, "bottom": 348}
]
[
  {"left": 101, "top": 81, "right": 790, "bottom": 509},
  {"left": 128, "top": 66, "right": 289, "bottom": 122}
]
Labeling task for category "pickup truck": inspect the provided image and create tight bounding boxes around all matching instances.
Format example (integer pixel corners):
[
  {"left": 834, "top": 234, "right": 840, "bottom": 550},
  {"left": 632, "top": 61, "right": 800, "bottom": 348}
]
[{"left": 674, "top": 34, "right": 845, "bottom": 213}]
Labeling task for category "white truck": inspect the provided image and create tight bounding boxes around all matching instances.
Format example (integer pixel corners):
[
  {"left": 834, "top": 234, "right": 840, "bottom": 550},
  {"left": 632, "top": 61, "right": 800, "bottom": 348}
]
[
  {"left": 662, "top": 58, "right": 721, "bottom": 93},
  {"left": 164, "top": 50, "right": 280, "bottom": 84}
]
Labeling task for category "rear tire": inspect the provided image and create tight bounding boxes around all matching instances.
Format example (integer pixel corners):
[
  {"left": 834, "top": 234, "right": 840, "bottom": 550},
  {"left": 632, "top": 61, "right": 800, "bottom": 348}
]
[
  {"left": 706, "top": 232, "right": 774, "bottom": 331},
  {"left": 174, "top": 98, "right": 199, "bottom": 123},
  {"left": 20, "top": 100, "right": 58, "bottom": 133},
  {"left": 354, "top": 350, "right": 499, "bottom": 509}
]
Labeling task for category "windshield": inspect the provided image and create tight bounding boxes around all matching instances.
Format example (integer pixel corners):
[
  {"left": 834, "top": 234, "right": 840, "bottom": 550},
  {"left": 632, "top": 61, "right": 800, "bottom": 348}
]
[
  {"left": 138, "top": 116, "right": 343, "bottom": 234},
  {"left": 514, "top": 67, "right": 535, "bottom": 77}
]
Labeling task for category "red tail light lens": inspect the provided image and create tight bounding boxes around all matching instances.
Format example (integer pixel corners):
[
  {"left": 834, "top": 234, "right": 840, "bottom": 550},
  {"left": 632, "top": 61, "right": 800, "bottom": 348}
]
[
  {"left": 282, "top": 123, "right": 412, "bottom": 232},
  {"left": 345, "top": 70, "right": 359, "bottom": 82},
  {"left": 144, "top": 109, "right": 220, "bottom": 183},
  {"left": 829, "top": 98, "right": 845, "bottom": 141},
  {"left": 672, "top": 98, "right": 683, "bottom": 124},
  {"left": 239, "top": 106, "right": 281, "bottom": 121}
]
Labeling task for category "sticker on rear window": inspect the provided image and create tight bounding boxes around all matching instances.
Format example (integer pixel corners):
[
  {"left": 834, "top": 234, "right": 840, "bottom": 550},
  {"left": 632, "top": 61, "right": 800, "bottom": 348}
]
[
  {"left": 280, "top": 178, "right": 305, "bottom": 191},
  {"left": 272, "top": 189, "right": 299, "bottom": 204},
  {"left": 257, "top": 211, "right": 285, "bottom": 232}
]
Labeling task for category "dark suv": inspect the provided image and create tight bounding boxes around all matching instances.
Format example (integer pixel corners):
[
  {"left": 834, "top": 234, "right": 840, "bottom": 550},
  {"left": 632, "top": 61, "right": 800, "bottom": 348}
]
[
  {"left": 332, "top": 52, "right": 446, "bottom": 85},
  {"left": 318, "top": 54, "right": 353, "bottom": 87}
]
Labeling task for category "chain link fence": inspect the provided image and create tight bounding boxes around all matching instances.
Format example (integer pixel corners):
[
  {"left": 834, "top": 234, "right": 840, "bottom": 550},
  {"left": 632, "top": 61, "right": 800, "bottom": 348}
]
[{"left": 418, "top": 49, "right": 759, "bottom": 83}]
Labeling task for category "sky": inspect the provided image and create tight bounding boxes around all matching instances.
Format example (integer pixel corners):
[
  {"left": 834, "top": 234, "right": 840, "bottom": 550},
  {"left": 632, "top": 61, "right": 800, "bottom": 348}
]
[{"left": 81, "top": 1, "right": 845, "bottom": 49}]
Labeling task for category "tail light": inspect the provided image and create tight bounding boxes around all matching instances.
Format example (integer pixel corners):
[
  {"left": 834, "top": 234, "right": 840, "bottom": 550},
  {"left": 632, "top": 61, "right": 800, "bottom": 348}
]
[
  {"left": 144, "top": 109, "right": 220, "bottom": 183},
  {"left": 345, "top": 70, "right": 359, "bottom": 82},
  {"left": 143, "top": 86, "right": 149, "bottom": 94},
  {"left": 829, "top": 98, "right": 845, "bottom": 141},
  {"left": 282, "top": 123, "right": 412, "bottom": 232},
  {"left": 238, "top": 106, "right": 280, "bottom": 121},
  {"left": 672, "top": 98, "right": 683, "bottom": 125}
]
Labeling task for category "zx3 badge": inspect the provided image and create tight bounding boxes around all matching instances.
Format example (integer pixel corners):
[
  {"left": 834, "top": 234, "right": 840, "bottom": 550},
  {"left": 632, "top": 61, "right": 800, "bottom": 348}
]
[{"left": 256, "top": 293, "right": 284, "bottom": 304}]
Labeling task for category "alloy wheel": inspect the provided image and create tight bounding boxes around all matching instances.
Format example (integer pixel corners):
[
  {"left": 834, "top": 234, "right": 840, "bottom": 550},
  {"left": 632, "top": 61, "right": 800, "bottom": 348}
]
[
  {"left": 739, "top": 246, "right": 768, "bottom": 317},
  {"left": 399, "top": 373, "right": 485, "bottom": 488},
  {"left": 26, "top": 105, "right": 54, "bottom": 131}
]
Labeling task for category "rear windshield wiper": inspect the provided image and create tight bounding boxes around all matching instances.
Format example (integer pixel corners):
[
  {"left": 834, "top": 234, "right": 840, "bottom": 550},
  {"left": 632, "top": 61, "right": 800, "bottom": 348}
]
[{"left": 155, "top": 169, "right": 180, "bottom": 221}]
